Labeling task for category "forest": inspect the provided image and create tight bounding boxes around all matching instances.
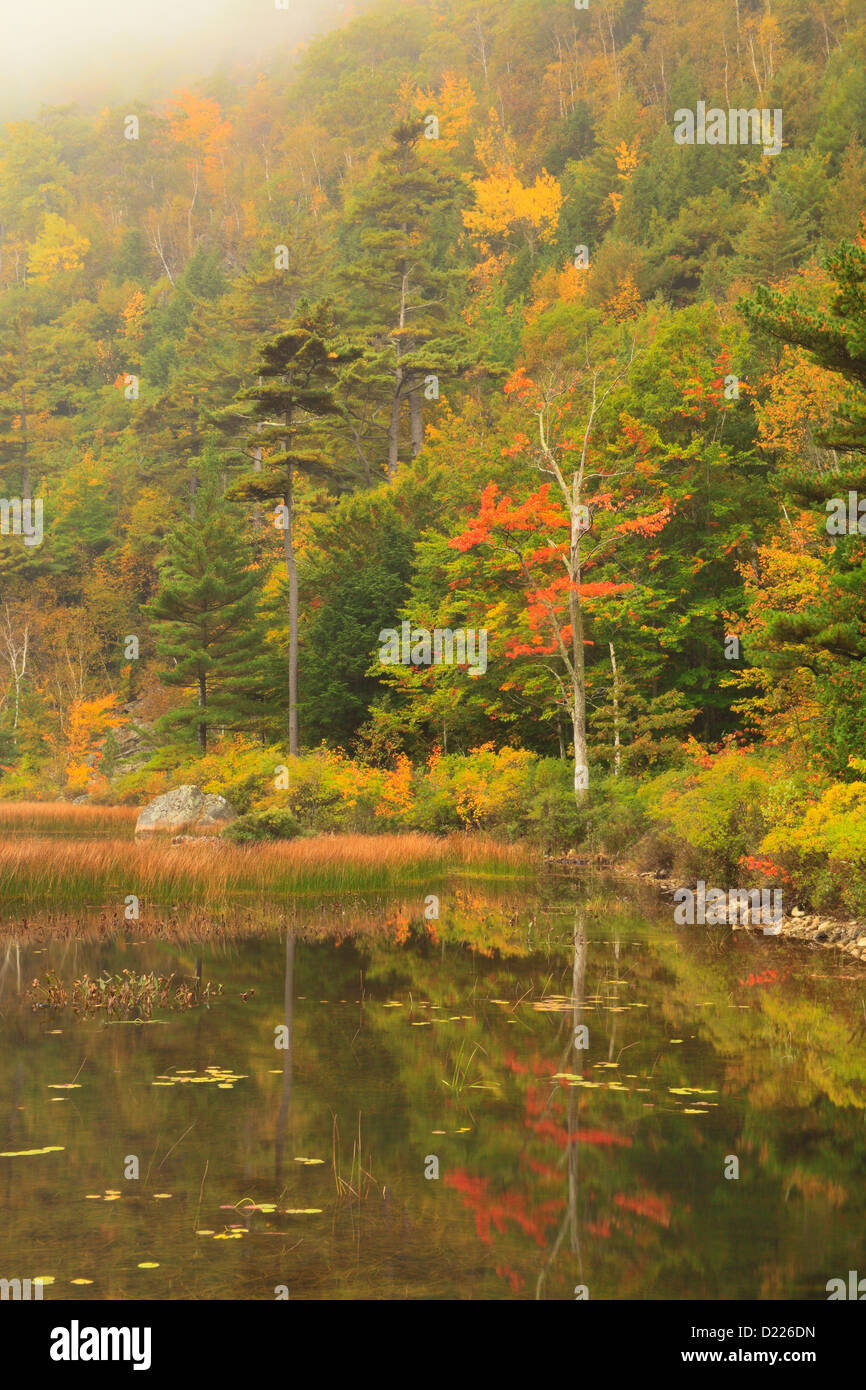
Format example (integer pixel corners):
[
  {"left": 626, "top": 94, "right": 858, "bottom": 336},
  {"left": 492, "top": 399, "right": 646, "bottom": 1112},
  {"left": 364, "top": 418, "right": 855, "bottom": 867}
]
[{"left": 1, "top": 0, "right": 866, "bottom": 912}]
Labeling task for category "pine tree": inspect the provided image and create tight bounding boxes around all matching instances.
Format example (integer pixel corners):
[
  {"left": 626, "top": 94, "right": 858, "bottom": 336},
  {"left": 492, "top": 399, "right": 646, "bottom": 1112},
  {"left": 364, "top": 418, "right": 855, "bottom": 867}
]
[
  {"left": 227, "top": 304, "right": 351, "bottom": 754},
  {"left": 148, "top": 474, "right": 267, "bottom": 753},
  {"left": 735, "top": 187, "right": 812, "bottom": 287},
  {"left": 338, "top": 119, "right": 468, "bottom": 479}
]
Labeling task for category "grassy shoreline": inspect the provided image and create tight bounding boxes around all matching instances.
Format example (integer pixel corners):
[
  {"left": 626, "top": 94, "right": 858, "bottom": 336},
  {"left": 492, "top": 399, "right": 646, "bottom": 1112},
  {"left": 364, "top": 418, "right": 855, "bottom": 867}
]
[{"left": 0, "top": 830, "right": 533, "bottom": 913}]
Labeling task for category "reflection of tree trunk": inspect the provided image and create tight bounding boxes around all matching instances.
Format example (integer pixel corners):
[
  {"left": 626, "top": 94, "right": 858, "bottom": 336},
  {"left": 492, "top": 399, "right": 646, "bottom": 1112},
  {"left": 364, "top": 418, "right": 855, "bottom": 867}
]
[
  {"left": 609, "top": 641, "right": 621, "bottom": 778},
  {"left": 569, "top": 912, "right": 586, "bottom": 1260},
  {"left": 275, "top": 930, "right": 295, "bottom": 1182},
  {"left": 537, "top": 909, "right": 586, "bottom": 1297}
]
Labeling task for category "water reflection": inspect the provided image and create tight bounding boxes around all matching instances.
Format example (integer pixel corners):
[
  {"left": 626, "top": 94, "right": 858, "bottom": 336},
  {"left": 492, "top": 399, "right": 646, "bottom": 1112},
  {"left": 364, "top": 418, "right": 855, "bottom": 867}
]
[{"left": 0, "top": 879, "right": 864, "bottom": 1300}]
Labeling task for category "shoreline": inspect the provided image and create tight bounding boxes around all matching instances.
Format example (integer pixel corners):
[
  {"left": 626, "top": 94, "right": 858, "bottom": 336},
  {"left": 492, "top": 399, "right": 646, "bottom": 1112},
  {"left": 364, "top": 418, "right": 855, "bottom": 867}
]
[{"left": 543, "top": 853, "right": 866, "bottom": 965}]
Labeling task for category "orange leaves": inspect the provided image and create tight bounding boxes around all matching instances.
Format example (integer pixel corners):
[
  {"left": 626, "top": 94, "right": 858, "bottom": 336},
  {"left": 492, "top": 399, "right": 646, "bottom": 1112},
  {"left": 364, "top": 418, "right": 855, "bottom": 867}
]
[
  {"left": 63, "top": 694, "right": 124, "bottom": 792},
  {"left": 121, "top": 290, "right": 147, "bottom": 339},
  {"left": 164, "top": 89, "right": 232, "bottom": 190},
  {"left": 503, "top": 366, "right": 536, "bottom": 404},
  {"left": 449, "top": 482, "right": 568, "bottom": 552},
  {"left": 614, "top": 501, "right": 674, "bottom": 537},
  {"left": 754, "top": 345, "right": 844, "bottom": 464},
  {"left": 376, "top": 753, "right": 415, "bottom": 819}
]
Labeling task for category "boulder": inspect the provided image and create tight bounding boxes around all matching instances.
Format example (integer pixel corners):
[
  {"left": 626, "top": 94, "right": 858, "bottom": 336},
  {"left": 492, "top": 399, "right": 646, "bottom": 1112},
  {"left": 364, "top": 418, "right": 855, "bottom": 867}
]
[{"left": 135, "top": 785, "right": 237, "bottom": 840}]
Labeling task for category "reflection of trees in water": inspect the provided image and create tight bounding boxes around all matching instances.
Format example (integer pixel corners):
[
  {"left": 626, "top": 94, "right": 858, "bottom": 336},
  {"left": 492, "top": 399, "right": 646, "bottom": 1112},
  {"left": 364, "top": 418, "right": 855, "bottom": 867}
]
[
  {"left": 2, "top": 889, "right": 866, "bottom": 1296},
  {"left": 536, "top": 908, "right": 586, "bottom": 1299},
  {"left": 275, "top": 930, "right": 295, "bottom": 1182}
]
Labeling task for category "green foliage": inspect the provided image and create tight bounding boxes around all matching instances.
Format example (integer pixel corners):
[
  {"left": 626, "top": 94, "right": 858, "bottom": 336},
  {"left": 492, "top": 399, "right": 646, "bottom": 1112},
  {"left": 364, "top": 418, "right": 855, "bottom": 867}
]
[{"left": 223, "top": 807, "right": 302, "bottom": 844}]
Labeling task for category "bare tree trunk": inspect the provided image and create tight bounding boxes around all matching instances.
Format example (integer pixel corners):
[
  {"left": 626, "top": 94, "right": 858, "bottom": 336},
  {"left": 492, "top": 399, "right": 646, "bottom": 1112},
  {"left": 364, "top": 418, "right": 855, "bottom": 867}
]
[
  {"left": 19, "top": 386, "right": 30, "bottom": 501},
  {"left": 387, "top": 269, "right": 411, "bottom": 481},
  {"left": 0, "top": 603, "right": 28, "bottom": 730},
  {"left": 197, "top": 672, "right": 207, "bottom": 753},
  {"left": 148, "top": 224, "right": 175, "bottom": 286},
  {"left": 187, "top": 160, "right": 199, "bottom": 252},
  {"left": 569, "top": 513, "right": 588, "bottom": 805},
  {"left": 282, "top": 470, "right": 299, "bottom": 756},
  {"left": 387, "top": 374, "right": 401, "bottom": 481},
  {"left": 609, "top": 640, "right": 621, "bottom": 777},
  {"left": 409, "top": 388, "right": 424, "bottom": 454}
]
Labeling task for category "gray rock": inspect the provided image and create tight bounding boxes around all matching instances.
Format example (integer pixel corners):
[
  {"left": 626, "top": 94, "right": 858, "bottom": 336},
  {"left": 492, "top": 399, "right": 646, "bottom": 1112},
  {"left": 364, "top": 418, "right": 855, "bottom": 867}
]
[{"left": 135, "top": 785, "right": 237, "bottom": 840}]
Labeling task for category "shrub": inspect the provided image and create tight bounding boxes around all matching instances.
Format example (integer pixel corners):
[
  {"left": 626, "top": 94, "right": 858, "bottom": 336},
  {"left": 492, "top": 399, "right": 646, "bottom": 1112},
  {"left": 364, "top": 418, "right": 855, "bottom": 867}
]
[{"left": 223, "top": 807, "right": 302, "bottom": 844}]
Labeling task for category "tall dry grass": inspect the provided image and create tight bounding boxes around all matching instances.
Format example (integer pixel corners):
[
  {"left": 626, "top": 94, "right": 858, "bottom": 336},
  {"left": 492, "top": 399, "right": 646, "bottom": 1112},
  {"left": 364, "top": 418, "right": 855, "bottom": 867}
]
[
  {"left": 0, "top": 832, "right": 533, "bottom": 913},
  {"left": 0, "top": 801, "right": 138, "bottom": 838}
]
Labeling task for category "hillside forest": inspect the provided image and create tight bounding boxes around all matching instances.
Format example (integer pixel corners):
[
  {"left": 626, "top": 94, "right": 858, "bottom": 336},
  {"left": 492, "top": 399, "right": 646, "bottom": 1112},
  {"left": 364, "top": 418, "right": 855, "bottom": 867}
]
[{"left": 2, "top": 0, "right": 866, "bottom": 910}]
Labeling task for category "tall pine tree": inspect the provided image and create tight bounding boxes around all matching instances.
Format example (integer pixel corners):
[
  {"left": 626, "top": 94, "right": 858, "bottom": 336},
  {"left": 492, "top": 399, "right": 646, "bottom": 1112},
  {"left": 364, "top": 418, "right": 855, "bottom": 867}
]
[
  {"left": 148, "top": 472, "right": 267, "bottom": 753},
  {"left": 227, "top": 304, "right": 352, "bottom": 754}
]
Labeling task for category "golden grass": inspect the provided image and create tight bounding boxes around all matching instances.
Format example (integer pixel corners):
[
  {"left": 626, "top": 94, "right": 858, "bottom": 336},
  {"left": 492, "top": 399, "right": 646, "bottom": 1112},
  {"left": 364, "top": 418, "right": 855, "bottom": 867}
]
[
  {"left": 0, "top": 831, "right": 533, "bottom": 917},
  {"left": 0, "top": 800, "right": 138, "bottom": 837}
]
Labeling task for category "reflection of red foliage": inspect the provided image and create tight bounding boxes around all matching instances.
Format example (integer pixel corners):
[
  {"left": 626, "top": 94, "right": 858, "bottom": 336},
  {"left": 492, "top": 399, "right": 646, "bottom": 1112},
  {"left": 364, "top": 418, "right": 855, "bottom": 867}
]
[
  {"left": 527, "top": 1157, "right": 562, "bottom": 1182},
  {"left": 614, "top": 1191, "right": 672, "bottom": 1227},
  {"left": 503, "top": 1051, "right": 560, "bottom": 1078},
  {"left": 446, "top": 1170, "right": 563, "bottom": 1246},
  {"left": 496, "top": 1263, "right": 524, "bottom": 1294},
  {"left": 737, "top": 966, "right": 791, "bottom": 988},
  {"left": 528, "top": 1117, "right": 632, "bottom": 1149},
  {"left": 587, "top": 1219, "right": 611, "bottom": 1238}
]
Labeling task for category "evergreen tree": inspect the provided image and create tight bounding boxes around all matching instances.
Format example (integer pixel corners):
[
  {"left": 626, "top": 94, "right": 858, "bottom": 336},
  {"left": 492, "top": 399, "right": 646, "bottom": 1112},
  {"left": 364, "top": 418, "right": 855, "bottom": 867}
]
[
  {"left": 740, "top": 228, "right": 866, "bottom": 770},
  {"left": 735, "top": 187, "right": 812, "bottom": 287},
  {"left": 227, "top": 304, "right": 352, "bottom": 754},
  {"left": 338, "top": 119, "right": 468, "bottom": 479},
  {"left": 148, "top": 474, "right": 267, "bottom": 753}
]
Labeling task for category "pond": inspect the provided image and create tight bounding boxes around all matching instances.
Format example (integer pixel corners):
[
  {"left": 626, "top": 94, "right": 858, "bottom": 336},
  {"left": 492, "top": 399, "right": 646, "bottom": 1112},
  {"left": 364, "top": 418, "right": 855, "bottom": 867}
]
[{"left": 1, "top": 876, "right": 864, "bottom": 1300}]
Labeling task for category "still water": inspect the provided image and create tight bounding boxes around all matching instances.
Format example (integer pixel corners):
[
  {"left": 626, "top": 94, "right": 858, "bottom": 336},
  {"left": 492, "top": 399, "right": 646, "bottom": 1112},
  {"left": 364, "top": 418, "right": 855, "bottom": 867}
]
[{"left": 1, "top": 878, "right": 864, "bottom": 1300}]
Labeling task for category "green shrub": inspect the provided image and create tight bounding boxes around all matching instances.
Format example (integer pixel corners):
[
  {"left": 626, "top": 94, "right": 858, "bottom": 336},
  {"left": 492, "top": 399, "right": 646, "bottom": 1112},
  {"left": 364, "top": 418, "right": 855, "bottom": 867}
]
[{"left": 223, "top": 807, "right": 302, "bottom": 844}]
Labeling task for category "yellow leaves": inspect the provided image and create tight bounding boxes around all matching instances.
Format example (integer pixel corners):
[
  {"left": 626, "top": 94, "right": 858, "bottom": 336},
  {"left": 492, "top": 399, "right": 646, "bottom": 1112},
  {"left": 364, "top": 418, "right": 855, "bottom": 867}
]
[
  {"left": 462, "top": 168, "right": 563, "bottom": 279},
  {"left": 614, "top": 138, "right": 641, "bottom": 178},
  {"left": 413, "top": 72, "right": 476, "bottom": 154},
  {"left": 603, "top": 271, "right": 643, "bottom": 324},
  {"left": 754, "top": 345, "right": 844, "bottom": 461},
  {"left": 526, "top": 263, "right": 587, "bottom": 321},
  {"left": 27, "top": 213, "right": 90, "bottom": 281},
  {"left": 122, "top": 290, "right": 147, "bottom": 339}
]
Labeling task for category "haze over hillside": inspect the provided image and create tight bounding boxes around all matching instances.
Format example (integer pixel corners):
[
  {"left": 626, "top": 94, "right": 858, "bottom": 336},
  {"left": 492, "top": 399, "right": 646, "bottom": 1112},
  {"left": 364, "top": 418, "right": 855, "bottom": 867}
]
[{"left": 1, "top": 0, "right": 354, "bottom": 119}]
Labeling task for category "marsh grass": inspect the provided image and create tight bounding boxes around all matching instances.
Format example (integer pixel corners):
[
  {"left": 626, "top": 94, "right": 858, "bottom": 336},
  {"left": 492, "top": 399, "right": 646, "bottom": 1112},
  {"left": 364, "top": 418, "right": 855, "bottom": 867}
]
[
  {"left": 0, "top": 801, "right": 138, "bottom": 838},
  {"left": 28, "top": 968, "right": 221, "bottom": 1017},
  {"left": 331, "top": 1113, "right": 380, "bottom": 1204},
  {"left": 0, "top": 832, "right": 533, "bottom": 915}
]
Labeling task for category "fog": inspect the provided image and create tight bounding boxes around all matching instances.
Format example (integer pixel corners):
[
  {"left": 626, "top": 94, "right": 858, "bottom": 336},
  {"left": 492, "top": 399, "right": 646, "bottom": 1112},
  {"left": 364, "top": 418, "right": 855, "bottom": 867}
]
[{"left": 0, "top": 0, "right": 352, "bottom": 119}]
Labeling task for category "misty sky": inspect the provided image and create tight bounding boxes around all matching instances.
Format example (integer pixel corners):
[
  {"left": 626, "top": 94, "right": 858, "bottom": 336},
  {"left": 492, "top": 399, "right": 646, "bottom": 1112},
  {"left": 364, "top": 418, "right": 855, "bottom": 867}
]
[{"left": 0, "top": 0, "right": 350, "bottom": 119}]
